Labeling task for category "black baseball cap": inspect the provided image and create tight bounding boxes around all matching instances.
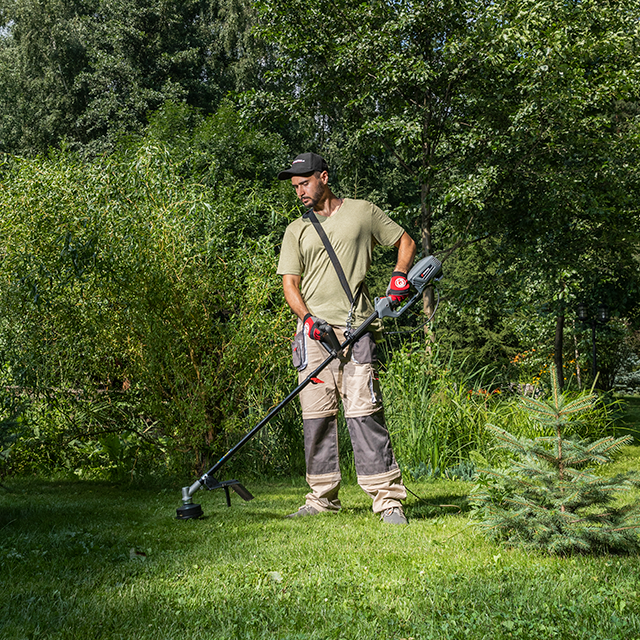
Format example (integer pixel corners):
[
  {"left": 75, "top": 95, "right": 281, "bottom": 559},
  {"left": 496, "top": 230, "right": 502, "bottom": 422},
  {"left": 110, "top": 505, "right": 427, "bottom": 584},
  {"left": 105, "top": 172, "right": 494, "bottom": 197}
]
[{"left": 277, "top": 152, "right": 329, "bottom": 180}]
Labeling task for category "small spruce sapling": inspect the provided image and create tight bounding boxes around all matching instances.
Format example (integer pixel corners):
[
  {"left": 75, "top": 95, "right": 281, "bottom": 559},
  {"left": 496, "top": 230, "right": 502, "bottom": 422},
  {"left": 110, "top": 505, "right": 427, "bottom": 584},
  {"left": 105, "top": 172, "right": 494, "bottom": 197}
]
[{"left": 470, "top": 366, "right": 640, "bottom": 554}]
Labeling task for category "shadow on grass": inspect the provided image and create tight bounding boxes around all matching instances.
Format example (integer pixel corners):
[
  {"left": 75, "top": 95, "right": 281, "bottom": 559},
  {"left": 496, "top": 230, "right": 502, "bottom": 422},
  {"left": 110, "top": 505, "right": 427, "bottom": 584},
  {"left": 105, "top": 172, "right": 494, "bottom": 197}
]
[
  {"left": 340, "top": 494, "right": 471, "bottom": 521},
  {"left": 0, "top": 477, "right": 474, "bottom": 537},
  {"left": 405, "top": 492, "right": 471, "bottom": 520}
]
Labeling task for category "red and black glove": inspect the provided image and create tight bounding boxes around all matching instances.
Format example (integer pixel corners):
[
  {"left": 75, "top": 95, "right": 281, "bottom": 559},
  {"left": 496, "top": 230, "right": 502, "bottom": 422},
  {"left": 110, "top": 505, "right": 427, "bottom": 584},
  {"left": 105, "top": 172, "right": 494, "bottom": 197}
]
[
  {"left": 386, "top": 271, "right": 410, "bottom": 303},
  {"left": 303, "top": 314, "right": 330, "bottom": 341}
]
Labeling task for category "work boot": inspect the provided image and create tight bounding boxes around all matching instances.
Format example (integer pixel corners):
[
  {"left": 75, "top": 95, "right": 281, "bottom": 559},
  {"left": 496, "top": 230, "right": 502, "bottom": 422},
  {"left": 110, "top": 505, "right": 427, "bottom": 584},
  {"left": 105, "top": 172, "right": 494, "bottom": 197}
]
[
  {"left": 286, "top": 504, "right": 320, "bottom": 518},
  {"left": 380, "top": 506, "right": 408, "bottom": 525}
]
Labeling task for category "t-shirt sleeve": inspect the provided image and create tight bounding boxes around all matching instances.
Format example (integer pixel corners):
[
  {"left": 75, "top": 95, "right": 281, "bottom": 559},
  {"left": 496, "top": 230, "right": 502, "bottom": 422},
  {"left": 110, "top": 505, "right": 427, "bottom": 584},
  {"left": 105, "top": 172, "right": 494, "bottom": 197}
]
[
  {"left": 370, "top": 204, "right": 405, "bottom": 247},
  {"left": 276, "top": 225, "right": 304, "bottom": 275}
]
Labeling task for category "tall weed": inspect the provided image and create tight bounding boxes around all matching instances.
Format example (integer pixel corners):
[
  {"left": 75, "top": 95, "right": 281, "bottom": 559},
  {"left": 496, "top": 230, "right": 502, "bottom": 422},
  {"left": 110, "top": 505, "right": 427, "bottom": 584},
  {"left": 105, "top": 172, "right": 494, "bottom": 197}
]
[
  {"left": 381, "top": 343, "right": 506, "bottom": 477},
  {"left": 379, "top": 342, "right": 618, "bottom": 478}
]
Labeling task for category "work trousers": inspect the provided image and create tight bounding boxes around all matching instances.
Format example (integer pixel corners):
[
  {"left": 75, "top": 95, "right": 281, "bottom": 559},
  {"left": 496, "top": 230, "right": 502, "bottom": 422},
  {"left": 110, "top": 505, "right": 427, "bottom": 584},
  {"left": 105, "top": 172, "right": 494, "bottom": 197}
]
[{"left": 294, "top": 324, "right": 406, "bottom": 513}]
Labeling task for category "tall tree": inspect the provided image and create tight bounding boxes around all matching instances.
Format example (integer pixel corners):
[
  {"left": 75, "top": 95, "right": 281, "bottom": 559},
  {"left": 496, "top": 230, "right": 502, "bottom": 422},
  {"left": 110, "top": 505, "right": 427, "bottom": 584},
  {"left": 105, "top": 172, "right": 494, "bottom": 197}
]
[
  {"left": 255, "top": 0, "right": 502, "bottom": 317},
  {"left": 0, "top": 0, "right": 261, "bottom": 155},
  {"left": 475, "top": 0, "right": 640, "bottom": 387},
  {"left": 254, "top": 0, "right": 640, "bottom": 379}
]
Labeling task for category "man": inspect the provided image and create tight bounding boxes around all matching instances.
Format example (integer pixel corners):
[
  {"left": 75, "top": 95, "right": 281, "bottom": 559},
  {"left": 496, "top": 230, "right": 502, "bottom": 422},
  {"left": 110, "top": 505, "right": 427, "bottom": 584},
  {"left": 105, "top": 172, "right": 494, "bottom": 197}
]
[{"left": 277, "top": 152, "right": 416, "bottom": 524}]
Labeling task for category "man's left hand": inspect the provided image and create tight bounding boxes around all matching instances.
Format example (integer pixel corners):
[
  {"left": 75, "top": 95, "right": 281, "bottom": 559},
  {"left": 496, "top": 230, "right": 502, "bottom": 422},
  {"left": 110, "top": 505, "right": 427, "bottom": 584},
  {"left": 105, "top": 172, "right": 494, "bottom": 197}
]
[{"left": 386, "top": 271, "right": 410, "bottom": 303}]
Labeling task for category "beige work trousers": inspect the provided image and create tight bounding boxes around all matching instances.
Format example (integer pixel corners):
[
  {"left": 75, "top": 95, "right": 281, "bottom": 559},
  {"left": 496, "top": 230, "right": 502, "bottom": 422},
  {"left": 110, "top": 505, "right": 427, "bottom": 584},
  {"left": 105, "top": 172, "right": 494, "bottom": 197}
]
[{"left": 295, "top": 325, "right": 406, "bottom": 513}]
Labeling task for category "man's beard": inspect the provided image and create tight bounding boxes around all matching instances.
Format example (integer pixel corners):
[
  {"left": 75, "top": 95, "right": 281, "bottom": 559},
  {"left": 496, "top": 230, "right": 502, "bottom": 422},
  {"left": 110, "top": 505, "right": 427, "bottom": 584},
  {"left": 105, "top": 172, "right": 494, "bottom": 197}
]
[{"left": 303, "top": 182, "right": 326, "bottom": 209}]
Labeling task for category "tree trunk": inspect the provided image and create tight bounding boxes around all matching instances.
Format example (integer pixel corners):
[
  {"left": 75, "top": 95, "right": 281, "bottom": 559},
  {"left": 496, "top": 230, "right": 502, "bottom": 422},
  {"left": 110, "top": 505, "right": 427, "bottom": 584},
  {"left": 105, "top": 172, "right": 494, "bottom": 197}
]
[
  {"left": 573, "top": 319, "right": 582, "bottom": 390},
  {"left": 554, "top": 313, "right": 565, "bottom": 391},
  {"left": 420, "top": 181, "right": 435, "bottom": 318}
]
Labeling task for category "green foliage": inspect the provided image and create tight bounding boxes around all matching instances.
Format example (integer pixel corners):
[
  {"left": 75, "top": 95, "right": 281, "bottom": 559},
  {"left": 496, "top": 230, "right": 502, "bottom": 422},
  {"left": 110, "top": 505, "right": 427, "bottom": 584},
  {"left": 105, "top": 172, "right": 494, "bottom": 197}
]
[
  {"left": 144, "top": 100, "right": 291, "bottom": 191},
  {"left": 616, "top": 396, "right": 640, "bottom": 441},
  {"left": 255, "top": 0, "right": 506, "bottom": 245},
  {"left": 254, "top": 0, "right": 640, "bottom": 380},
  {"left": 471, "top": 366, "right": 640, "bottom": 554},
  {"left": 0, "top": 102, "right": 301, "bottom": 479},
  {"left": 0, "top": 0, "right": 263, "bottom": 155},
  {"left": 382, "top": 342, "right": 627, "bottom": 480},
  {"left": 474, "top": 1, "right": 640, "bottom": 378},
  {"left": 2, "top": 0, "right": 640, "bottom": 482},
  {"left": 433, "top": 240, "right": 522, "bottom": 372}
]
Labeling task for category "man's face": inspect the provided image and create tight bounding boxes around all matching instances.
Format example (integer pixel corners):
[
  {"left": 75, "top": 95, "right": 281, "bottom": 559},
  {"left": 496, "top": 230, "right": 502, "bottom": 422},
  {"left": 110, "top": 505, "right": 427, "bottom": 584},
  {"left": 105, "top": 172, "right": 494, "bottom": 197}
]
[{"left": 291, "top": 172, "right": 328, "bottom": 209}]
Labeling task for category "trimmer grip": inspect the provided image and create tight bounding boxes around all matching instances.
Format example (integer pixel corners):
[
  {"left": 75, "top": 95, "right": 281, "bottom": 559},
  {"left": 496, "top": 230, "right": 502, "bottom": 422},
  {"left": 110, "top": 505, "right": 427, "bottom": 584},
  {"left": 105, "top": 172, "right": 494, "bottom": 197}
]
[
  {"left": 375, "top": 255, "right": 442, "bottom": 320},
  {"left": 319, "top": 324, "right": 342, "bottom": 354}
]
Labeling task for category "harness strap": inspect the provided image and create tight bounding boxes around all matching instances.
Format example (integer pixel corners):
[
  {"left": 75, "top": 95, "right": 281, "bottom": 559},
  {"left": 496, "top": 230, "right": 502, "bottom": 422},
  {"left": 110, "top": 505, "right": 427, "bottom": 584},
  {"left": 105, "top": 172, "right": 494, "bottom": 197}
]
[{"left": 304, "top": 207, "right": 363, "bottom": 335}]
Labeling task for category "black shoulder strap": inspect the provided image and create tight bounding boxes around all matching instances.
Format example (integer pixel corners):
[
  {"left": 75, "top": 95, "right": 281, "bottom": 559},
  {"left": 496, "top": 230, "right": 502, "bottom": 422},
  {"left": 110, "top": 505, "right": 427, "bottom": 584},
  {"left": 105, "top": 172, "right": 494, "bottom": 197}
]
[{"left": 304, "top": 208, "right": 354, "bottom": 304}]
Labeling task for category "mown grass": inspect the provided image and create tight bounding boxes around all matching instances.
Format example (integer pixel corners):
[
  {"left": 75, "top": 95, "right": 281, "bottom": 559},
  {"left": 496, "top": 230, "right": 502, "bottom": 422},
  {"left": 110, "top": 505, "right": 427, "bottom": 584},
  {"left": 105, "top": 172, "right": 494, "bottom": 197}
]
[{"left": 2, "top": 449, "right": 640, "bottom": 640}]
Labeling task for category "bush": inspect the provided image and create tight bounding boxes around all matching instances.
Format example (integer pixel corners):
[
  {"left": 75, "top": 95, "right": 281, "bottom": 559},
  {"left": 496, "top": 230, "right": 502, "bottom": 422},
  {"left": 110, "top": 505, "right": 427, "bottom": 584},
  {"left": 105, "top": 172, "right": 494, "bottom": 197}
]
[
  {"left": 0, "top": 103, "right": 303, "bottom": 480},
  {"left": 470, "top": 366, "right": 640, "bottom": 554}
]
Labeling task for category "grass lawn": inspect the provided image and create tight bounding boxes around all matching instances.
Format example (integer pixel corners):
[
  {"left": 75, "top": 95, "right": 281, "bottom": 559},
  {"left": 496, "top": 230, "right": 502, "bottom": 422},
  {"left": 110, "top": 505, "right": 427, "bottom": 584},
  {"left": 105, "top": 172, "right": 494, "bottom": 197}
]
[
  {"left": 2, "top": 447, "right": 640, "bottom": 640},
  {"left": 618, "top": 396, "right": 640, "bottom": 440}
]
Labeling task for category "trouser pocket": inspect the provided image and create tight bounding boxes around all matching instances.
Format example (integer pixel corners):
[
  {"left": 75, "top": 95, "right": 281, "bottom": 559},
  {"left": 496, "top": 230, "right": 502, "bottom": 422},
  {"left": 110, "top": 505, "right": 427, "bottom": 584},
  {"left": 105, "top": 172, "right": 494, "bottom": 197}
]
[{"left": 351, "top": 332, "right": 377, "bottom": 364}]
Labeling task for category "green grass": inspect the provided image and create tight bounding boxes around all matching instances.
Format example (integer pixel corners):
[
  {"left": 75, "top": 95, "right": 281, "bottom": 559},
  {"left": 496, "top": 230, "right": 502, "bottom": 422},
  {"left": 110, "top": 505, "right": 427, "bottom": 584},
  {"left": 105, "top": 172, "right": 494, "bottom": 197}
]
[
  {"left": 617, "top": 396, "right": 640, "bottom": 440},
  {"left": 2, "top": 453, "right": 640, "bottom": 640}
]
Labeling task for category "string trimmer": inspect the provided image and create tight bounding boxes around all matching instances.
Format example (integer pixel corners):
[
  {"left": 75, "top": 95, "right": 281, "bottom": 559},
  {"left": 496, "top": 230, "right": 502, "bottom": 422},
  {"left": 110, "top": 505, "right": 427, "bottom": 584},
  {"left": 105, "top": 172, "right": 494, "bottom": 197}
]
[{"left": 176, "top": 255, "right": 442, "bottom": 519}]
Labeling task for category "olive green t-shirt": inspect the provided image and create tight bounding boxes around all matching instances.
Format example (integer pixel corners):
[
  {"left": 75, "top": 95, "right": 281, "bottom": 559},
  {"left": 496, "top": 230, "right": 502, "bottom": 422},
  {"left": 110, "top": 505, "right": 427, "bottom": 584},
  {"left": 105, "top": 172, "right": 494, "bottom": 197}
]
[{"left": 276, "top": 198, "right": 404, "bottom": 328}]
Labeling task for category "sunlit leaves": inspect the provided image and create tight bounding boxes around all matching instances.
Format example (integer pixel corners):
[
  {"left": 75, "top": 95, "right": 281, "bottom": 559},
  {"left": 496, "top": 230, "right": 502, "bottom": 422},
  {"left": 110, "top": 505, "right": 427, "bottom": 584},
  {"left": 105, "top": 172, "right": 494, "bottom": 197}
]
[{"left": 0, "top": 104, "right": 300, "bottom": 473}]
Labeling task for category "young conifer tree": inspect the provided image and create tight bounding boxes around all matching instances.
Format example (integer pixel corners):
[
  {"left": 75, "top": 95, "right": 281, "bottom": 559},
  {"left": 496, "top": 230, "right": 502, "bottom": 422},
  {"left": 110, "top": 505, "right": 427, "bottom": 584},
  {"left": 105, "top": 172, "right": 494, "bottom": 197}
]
[{"left": 471, "top": 366, "right": 640, "bottom": 554}]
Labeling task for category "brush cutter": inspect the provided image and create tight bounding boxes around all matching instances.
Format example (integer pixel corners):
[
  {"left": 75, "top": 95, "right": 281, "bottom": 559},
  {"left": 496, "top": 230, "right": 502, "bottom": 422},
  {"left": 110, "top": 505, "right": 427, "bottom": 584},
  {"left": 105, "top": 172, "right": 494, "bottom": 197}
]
[{"left": 176, "top": 255, "right": 442, "bottom": 519}]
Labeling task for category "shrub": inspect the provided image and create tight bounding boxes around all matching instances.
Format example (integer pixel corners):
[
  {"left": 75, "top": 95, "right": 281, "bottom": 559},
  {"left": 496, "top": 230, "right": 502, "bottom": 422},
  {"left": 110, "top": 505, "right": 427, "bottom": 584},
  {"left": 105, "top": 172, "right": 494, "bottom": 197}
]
[
  {"left": 470, "top": 366, "right": 640, "bottom": 554},
  {"left": 0, "top": 104, "right": 302, "bottom": 480}
]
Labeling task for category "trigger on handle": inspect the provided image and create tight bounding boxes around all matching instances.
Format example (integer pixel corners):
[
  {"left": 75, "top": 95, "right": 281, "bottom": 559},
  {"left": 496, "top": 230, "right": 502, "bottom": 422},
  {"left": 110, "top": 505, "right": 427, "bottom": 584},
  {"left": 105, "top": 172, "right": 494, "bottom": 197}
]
[{"left": 320, "top": 324, "right": 342, "bottom": 354}]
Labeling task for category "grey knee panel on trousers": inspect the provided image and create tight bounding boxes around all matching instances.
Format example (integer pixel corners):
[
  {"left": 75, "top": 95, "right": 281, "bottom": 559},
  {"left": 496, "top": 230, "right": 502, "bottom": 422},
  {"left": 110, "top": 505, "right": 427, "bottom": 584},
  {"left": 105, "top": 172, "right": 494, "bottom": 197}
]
[
  {"left": 346, "top": 411, "right": 397, "bottom": 476},
  {"left": 303, "top": 416, "right": 340, "bottom": 476}
]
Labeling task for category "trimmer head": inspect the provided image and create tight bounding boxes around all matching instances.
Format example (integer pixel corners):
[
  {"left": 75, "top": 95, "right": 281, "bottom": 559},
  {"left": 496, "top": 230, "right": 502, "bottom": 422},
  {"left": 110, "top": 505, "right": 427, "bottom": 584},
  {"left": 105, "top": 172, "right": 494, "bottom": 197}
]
[
  {"left": 176, "top": 477, "right": 254, "bottom": 519},
  {"left": 176, "top": 502, "right": 203, "bottom": 520}
]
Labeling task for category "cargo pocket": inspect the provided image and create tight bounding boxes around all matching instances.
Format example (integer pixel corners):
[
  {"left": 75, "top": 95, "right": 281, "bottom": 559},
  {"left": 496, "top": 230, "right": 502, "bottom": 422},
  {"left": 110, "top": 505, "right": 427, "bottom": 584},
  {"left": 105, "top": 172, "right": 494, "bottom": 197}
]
[
  {"left": 292, "top": 330, "right": 308, "bottom": 371},
  {"left": 350, "top": 332, "right": 377, "bottom": 365}
]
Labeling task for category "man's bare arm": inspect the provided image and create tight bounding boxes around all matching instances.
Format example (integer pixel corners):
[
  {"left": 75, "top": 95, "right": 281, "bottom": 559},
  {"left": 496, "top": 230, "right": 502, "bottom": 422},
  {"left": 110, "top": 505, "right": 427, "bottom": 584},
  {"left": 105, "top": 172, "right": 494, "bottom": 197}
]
[
  {"left": 282, "top": 274, "right": 310, "bottom": 321},
  {"left": 394, "top": 232, "right": 417, "bottom": 274}
]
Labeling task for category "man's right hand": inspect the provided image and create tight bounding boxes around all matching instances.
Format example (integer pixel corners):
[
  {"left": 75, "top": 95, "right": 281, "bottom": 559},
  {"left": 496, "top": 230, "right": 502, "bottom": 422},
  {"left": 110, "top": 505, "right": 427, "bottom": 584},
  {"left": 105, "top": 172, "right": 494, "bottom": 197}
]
[{"left": 303, "top": 314, "right": 330, "bottom": 341}]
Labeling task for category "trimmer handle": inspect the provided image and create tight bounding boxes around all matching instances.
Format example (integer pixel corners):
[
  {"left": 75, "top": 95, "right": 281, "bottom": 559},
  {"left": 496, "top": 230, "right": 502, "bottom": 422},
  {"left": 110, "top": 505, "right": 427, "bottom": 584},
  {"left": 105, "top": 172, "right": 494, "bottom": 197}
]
[
  {"left": 375, "top": 255, "right": 442, "bottom": 319},
  {"left": 319, "top": 324, "right": 342, "bottom": 354}
]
